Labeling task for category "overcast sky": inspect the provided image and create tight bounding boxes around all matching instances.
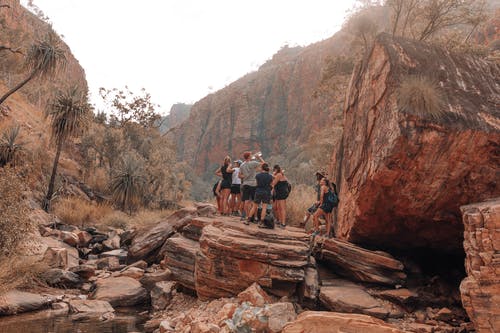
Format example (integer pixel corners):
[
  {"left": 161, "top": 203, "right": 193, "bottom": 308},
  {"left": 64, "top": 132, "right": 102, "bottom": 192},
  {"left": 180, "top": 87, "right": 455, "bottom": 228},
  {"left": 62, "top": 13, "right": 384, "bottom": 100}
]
[{"left": 25, "top": 1, "right": 356, "bottom": 115}]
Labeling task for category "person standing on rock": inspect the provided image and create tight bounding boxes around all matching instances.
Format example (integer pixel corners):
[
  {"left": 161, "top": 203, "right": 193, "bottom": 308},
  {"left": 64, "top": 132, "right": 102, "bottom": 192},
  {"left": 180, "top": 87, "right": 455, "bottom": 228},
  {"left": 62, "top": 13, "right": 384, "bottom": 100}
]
[
  {"left": 239, "top": 151, "right": 265, "bottom": 222},
  {"left": 272, "top": 164, "right": 289, "bottom": 228},
  {"left": 213, "top": 179, "right": 223, "bottom": 214},
  {"left": 215, "top": 156, "right": 233, "bottom": 215},
  {"left": 312, "top": 177, "right": 335, "bottom": 237},
  {"left": 230, "top": 160, "right": 242, "bottom": 216},
  {"left": 248, "top": 162, "right": 273, "bottom": 225},
  {"left": 302, "top": 170, "right": 327, "bottom": 228}
]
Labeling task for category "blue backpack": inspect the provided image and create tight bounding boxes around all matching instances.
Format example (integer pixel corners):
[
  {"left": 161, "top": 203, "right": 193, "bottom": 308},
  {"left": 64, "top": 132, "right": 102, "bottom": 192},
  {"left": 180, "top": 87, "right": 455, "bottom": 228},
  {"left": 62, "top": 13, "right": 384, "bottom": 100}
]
[{"left": 326, "top": 189, "right": 339, "bottom": 207}]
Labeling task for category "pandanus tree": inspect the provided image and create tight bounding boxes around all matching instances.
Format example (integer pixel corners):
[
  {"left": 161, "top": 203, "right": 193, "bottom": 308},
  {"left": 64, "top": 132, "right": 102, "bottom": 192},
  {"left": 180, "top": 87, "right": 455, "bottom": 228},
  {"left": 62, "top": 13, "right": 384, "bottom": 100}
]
[
  {"left": 0, "top": 33, "right": 66, "bottom": 106},
  {"left": 0, "top": 125, "right": 24, "bottom": 167},
  {"left": 43, "top": 88, "right": 90, "bottom": 212},
  {"left": 110, "top": 154, "right": 146, "bottom": 215}
]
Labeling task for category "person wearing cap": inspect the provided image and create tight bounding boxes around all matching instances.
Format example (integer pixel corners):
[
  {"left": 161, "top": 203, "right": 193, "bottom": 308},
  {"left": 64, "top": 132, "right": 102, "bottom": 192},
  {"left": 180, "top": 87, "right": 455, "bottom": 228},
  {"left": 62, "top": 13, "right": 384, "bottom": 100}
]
[
  {"left": 239, "top": 151, "right": 265, "bottom": 222},
  {"left": 230, "top": 160, "right": 242, "bottom": 216},
  {"left": 302, "top": 169, "right": 327, "bottom": 228}
]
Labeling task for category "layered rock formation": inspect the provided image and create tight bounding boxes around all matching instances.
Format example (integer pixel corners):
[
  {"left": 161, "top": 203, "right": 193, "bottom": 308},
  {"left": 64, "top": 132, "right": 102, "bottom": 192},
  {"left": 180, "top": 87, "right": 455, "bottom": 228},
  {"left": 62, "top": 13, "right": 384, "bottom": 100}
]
[
  {"left": 0, "top": 0, "right": 87, "bottom": 107},
  {"left": 334, "top": 33, "right": 500, "bottom": 252},
  {"left": 167, "top": 33, "right": 351, "bottom": 176},
  {"left": 460, "top": 198, "right": 500, "bottom": 333}
]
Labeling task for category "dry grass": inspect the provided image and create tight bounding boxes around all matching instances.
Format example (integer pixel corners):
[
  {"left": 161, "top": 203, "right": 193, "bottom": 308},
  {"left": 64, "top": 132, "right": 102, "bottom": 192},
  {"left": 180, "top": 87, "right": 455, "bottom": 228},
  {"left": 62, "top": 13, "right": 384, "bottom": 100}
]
[
  {"left": 53, "top": 196, "right": 113, "bottom": 229},
  {"left": 0, "top": 256, "right": 48, "bottom": 294},
  {"left": 100, "top": 208, "right": 175, "bottom": 230},
  {"left": 397, "top": 75, "right": 445, "bottom": 122},
  {"left": 285, "top": 184, "right": 316, "bottom": 227},
  {"left": 0, "top": 167, "right": 34, "bottom": 256}
]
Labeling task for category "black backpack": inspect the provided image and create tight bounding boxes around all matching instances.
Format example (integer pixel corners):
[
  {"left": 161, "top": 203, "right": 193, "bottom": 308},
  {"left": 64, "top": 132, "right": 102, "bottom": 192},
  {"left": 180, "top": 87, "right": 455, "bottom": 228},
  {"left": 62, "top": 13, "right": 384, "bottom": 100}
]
[
  {"left": 262, "top": 213, "right": 275, "bottom": 229},
  {"left": 326, "top": 188, "right": 339, "bottom": 207}
]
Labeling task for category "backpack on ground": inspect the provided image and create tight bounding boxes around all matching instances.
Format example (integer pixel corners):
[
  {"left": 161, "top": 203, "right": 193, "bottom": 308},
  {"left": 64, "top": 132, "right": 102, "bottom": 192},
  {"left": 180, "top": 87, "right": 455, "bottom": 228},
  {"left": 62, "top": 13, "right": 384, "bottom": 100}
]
[{"left": 262, "top": 213, "right": 275, "bottom": 229}]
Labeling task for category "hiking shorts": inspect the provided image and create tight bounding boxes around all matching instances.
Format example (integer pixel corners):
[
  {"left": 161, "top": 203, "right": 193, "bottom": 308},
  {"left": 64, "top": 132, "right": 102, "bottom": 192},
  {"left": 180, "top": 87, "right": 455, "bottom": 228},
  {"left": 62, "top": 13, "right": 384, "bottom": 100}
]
[
  {"left": 241, "top": 185, "right": 256, "bottom": 201},
  {"left": 231, "top": 184, "right": 241, "bottom": 194},
  {"left": 254, "top": 191, "right": 271, "bottom": 205}
]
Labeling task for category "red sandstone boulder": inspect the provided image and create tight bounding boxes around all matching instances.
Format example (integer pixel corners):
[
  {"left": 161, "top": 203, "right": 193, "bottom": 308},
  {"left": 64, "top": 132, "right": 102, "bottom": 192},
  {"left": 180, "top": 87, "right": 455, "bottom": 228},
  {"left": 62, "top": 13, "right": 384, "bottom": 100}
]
[
  {"left": 282, "top": 311, "right": 404, "bottom": 333},
  {"left": 161, "top": 234, "right": 199, "bottom": 291},
  {"left": 460, "top": 198, "right": 500, "bottom": 333},
  {"left": 316, "top": 237, "right": 406, "bottom": 285},
  {"left": 195, "top": 221, "right": 310, "bottom": 300},
  {"left": 334, "top": 33, "right": 500, "bottom": 252},
  {"left": 0, "top": 290, "right": 52, "bottom": 315}
]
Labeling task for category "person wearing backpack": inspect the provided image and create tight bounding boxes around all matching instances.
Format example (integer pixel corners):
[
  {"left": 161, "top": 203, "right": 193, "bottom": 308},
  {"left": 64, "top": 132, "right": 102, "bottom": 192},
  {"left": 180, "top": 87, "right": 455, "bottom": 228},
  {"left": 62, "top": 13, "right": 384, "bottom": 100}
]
[
  {"left": 312, "top": 177, "right": 335, "bottom": 237},
  {"left": 272, "top": 164, "right": 290, "bottom": 228}
]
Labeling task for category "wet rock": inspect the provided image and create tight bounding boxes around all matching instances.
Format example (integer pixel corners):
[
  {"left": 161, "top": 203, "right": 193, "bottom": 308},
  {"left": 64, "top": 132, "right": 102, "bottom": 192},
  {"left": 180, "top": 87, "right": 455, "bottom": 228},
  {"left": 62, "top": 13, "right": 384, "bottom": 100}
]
[
  {"left": 460, "top": 198, "right": 500, "bottom": 333},
  {"left": 151, "top": 281, "right": 177, "bottom": 311},
  {"left": 282, "top": 311, "right": 404, "bottom": 333},
  {"left": 316, "top": 237, "right": 406, "bottom": 286},
  {"left": 42, "top": 268, "right": 82, "bottom": 288},
  {"left": 334, "top": 34, "right": 500, "bottom": 252},
  {"left": 89, "top": 276, "right": 149, "bottom": 307},
  {"left": 139, "top": 269, "right": 172, "bottom": 291},
  {"left": 0, "top": 290, "right": 51, "bottom": 315},
  {"left": 51, "top": 302, "right": 69, "bottom": 315},
  {"left": 68, "top": 299, "right": 115, "bottom": 314},
  {"left": 195, "top": 221, "right": 309, "bottom": 300}
]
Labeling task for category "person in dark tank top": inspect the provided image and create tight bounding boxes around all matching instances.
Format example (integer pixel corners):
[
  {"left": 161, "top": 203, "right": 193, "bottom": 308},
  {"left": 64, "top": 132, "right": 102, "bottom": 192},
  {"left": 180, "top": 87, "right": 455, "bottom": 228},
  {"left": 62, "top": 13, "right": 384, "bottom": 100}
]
[
  {"left": 246, "top": 163, "right": 272, "bottom": 225},
  {"left": 215, "top": 156, "right": 233, "bottom": 215}
]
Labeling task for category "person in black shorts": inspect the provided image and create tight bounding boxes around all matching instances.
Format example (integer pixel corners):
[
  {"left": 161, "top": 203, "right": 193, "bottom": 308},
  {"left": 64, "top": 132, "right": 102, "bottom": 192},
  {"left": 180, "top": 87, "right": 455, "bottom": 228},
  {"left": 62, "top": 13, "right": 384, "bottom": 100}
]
[
  {"left": 230, "top": 160, "right": 242, "bottom": 215},
  {"left": 272, "top": 164, "right": 289, "bottom": 228},
  {"left": 302, "top": 170, "right": 326, "bottom": 228},
  {"left": 212, "top": 180, "right": 222, "bottom": 214},
  {"left": 239, "top": 151, "right": 265, "bottom": 221},
  {"left": 215, "top": 156, "right": 233, "bottom": 215},
  {"left": 312, "top": 177, "right": 334, "bottom": 237},
  {"left": 247, "top": 163, "right": 273, "bottom": 225}
]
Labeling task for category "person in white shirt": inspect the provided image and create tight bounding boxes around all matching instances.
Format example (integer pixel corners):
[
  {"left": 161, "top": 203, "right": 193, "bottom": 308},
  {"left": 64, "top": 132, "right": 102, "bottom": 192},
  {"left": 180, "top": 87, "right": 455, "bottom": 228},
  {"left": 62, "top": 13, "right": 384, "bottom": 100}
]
[{"left": 230, "top": 160, "right": 242, "bottom": 215}]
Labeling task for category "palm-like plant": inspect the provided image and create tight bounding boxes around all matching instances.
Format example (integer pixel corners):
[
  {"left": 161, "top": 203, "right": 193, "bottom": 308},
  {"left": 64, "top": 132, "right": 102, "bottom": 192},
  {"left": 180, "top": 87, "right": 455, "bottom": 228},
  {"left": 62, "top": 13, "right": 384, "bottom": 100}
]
[
  {"left": 0, "top": 33, "right": 67, "bottom": 106},
  {"left": 110, "top": 154, "right": 146, "bottom": 215},
  {"left": 0, "top": 125, "right": 24, "bottom": 167},
  {"left": 43, "top": 87, "right": 90, "bottom": 212}
]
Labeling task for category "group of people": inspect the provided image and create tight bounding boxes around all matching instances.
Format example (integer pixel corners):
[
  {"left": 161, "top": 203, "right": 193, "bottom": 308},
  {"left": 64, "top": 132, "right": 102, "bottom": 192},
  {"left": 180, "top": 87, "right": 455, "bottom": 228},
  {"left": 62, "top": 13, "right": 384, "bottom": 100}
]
[
  {"left": 213, "top": 151, "right": 290, "bottom": 228},
  {"left": 212, "top": 150, "right": 338, "bottom": 237}
]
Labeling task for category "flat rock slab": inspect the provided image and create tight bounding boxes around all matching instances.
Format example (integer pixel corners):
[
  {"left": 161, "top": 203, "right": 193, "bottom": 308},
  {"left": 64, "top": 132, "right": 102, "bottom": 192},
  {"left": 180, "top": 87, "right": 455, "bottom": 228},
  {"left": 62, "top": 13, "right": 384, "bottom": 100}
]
[
  {"left": 319, "top": 285, "right": 391, "bottom": 319},
  {"left": 195, "top": 219, "right": 310, "bottom": 300},
  {"left": 0, "top": 290, "right": 51, "bottom": 315},
  {"left": 69, "top": 299, "right": 114, "bottom": 314},
  {"left": 282, "top": 311, "right": 404, "bottom": 333},
  {"left": 89, "top": 276, "right": 148, "bottom": 307},
  {"left": 316, "top": 237, "right": 406, "bottom": 286},
  {"left": 161, "top": 234, "right": 199, "bottom": 290}
]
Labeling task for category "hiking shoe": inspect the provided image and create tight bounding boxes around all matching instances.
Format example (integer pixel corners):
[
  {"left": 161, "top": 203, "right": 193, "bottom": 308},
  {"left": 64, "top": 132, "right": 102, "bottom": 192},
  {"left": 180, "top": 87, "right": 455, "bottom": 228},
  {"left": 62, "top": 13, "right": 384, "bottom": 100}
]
[{"left": 243, "top": 219, "right": 250, "bottom": 225}]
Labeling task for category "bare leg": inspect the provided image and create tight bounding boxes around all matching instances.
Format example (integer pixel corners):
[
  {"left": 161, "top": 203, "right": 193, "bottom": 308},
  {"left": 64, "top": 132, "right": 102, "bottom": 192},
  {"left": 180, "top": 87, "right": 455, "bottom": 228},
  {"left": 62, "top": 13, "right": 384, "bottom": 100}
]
[
  {"left": 325, "top": 212, "right": 332, "bottom": 237},
  {"left": 261, "top": 203, "right": 267, "bottom": 221},
  {"left": 280, "top": 200, "right": 286, "bottom": 226}
]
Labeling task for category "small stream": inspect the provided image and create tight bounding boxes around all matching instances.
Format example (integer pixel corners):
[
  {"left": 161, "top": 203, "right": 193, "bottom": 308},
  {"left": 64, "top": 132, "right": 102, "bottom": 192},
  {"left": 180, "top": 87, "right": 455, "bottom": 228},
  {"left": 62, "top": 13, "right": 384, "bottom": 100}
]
[{"left": 0, "top": 308, "right": 148, "bottom": 333}]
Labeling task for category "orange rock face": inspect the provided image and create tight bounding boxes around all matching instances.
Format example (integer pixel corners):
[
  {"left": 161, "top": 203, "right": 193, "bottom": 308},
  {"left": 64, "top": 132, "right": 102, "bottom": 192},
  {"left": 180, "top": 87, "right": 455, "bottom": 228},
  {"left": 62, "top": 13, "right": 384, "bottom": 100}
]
[
  {"left": 460, "top": 198, "right": 500, "bottom": 333},
  {"left": 167, "top": 36, "right": 350, "bottom": 176},
  {"left": 334, "top": 34, "right": 500, "bottom": 252}
]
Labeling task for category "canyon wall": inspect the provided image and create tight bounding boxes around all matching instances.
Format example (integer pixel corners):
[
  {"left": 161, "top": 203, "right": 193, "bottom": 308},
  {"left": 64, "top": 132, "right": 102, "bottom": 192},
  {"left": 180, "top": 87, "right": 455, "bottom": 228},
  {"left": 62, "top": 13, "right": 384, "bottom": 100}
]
[
  {"left": 460, "top": 198, "right": 500, "bottom": 333},
  {"left": 335, "top": 33, "right": 500, "bottom": 252},
  {"left": 0, "top": 0, "right": 87, "bottom": 108},
  {"left": 166, "top": 33, "right": 352, "bottom": 177}
]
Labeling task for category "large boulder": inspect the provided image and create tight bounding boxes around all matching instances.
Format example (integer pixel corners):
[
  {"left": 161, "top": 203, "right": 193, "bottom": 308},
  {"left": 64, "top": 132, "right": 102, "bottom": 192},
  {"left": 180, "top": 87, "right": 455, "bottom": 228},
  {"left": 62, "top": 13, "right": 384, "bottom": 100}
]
[
  {"left": 127, "top": 208, "right": 195, "bottom": 263},
  {"left": 68, "top": 299, "right": 115, "bottom": 314},
  {"left": 161, "top": 234, "right": 199, "bottom": 290},
  {"left": 460, "top": 198, "right": 500, "bottom": 333},
  {"left": 195, "top": 221, "right": 310, "bottom": 300},
  {"left": 282, "top": 311, "right": 404, "bottom": 333},
  {"left": 89, "top": 277, "right": 148, "bottom": 307},
  {"left": 41, "top": 237, "right": 79, "bottom": 269},
  {"left": 0, "top": 290, "right": 51, "bottom": 315},
  {"left": 315, "top": 237, "right": 406, "bottom": 285},
  {"left": 334, "top": 33, "right": 500, "bottom": 252}
]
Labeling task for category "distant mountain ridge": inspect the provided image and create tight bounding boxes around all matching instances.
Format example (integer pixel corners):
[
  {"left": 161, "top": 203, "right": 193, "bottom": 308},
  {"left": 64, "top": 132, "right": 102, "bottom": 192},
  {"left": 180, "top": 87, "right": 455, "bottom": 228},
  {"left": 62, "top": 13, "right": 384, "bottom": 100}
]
[{"left": 159, "top": 103, "right": 192, "bottom": 133}]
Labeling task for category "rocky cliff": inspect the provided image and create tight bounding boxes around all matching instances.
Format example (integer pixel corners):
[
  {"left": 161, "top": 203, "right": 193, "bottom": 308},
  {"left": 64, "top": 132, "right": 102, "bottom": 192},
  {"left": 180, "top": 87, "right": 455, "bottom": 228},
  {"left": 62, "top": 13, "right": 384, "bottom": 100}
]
[
  {"left": 166, "top": 33, "right": 352, "bottom": 177},
  {"left": 159, "top": 103, "right": 192, "bottom": 133},
  {"left": 0, "top": 0, "right": 87, "bottom": 108},
  {"left": 334, "top": 33, "right": 500, "bottom": 253}
]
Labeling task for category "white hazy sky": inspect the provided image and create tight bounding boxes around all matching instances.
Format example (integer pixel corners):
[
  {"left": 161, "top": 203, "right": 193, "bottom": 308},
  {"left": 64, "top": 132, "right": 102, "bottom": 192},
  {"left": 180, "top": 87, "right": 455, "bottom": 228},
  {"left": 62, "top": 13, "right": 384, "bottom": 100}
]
[{"left": 26, "top": 1, "right": 356, "bottom": 114}]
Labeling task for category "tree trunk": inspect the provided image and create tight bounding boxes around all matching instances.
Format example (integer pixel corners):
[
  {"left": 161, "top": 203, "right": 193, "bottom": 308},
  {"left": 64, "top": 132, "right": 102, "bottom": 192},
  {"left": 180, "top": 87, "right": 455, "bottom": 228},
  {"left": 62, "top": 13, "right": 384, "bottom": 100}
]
[
  {"left": 0, "top": 70, "right": 37, "bottom": 106},
  {"left": 43, "top": 139, "right": 63, "bottom": 212}
]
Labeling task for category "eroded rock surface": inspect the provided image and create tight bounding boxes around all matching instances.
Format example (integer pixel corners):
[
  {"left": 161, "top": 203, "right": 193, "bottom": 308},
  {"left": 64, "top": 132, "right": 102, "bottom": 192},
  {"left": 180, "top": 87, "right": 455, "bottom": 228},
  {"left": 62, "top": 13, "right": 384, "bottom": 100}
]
[
  {"left": 460, "top": 198, "right": 500, "bottom": 333},
  {"left": 335, "top": 33, "right": 500, "bottom": 252}
]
